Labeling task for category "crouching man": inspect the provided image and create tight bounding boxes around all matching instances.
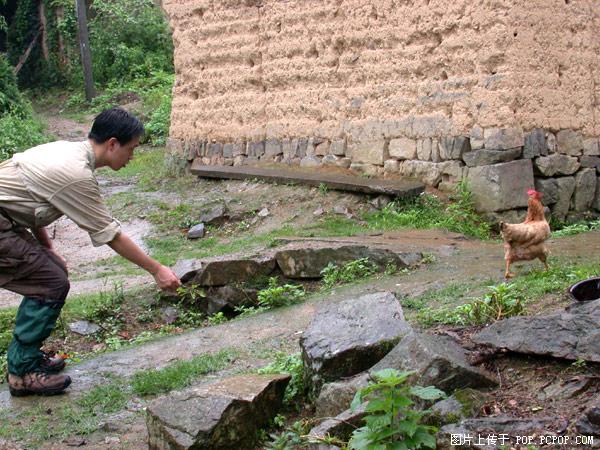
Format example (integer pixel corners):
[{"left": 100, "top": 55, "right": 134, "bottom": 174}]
[{"left": 0, "top": 107, "right": 181, "bottom": 396}]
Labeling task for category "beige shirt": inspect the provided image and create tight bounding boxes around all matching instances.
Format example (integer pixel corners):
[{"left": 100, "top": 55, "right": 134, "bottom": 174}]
[{"left": 0, "top": 140, "right": 121, "bottom": 246}]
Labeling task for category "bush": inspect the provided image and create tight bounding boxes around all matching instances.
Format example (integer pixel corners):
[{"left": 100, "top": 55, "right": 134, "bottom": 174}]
[{"left": 0, "top": 108, "right": 46, "bottom": 161}]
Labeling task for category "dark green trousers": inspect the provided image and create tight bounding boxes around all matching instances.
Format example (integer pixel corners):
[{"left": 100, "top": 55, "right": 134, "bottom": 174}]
[{"left": 7, "top": 298, "right": 64, "bottom": 375}]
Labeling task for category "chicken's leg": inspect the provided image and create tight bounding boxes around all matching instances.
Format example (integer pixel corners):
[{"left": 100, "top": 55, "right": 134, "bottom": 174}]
[{"left": 504, "top": 258, "right": 515, "bottom": 279}]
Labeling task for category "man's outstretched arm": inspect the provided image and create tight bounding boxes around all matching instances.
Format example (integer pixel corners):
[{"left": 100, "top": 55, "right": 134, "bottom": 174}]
[{"left": 108, "top": 232, "right": 181, "bottom": 291}]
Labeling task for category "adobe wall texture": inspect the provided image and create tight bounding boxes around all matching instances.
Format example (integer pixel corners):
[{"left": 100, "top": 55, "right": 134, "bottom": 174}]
[{"left": 162, "top": 0, "right": 600, "bottom": 220}]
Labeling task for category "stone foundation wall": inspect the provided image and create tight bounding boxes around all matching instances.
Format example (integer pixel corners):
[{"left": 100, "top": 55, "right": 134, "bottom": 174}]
[
  {"left": 168, "top": 128, "right": 600, "bottom": 222},
  {"left": 162, "top": 0, "right": 600, "bottom": 219}
]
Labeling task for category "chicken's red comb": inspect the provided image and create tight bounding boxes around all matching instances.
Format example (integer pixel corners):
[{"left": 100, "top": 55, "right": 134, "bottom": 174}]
[{"left": 527, "top": 189, "right": 542, "bottom": 197}]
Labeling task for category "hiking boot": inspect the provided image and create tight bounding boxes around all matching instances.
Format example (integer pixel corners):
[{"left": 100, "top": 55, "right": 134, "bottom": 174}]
[
  {"left": 8, "top": 372, "right": 71, "bottom": 397},
  {"left": 39, "top": 352, "right": 66, "bottom": 373}
]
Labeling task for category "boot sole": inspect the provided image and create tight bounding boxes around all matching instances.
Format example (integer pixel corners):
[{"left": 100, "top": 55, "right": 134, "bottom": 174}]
[{"left": 9, "top": 377, "right": 72, "bottom": 397}]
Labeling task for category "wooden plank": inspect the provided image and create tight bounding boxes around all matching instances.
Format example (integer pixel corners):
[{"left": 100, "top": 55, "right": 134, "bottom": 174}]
[{"left": 191, "top": 162, "right": 425, "bottom": 198}]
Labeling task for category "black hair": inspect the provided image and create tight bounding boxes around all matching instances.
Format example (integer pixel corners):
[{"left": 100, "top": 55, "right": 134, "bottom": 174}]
[{"left": 88, "top": 107, "right": 144, "bottom": 145}]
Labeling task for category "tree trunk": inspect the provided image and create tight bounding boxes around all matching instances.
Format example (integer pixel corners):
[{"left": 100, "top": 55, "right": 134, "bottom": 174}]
[
  {"left": 38, "top": 0, "right": 49, "bottom": 61},
  {"left": 56, "top": 6, "right": 68, "bottom": 67},
  {"left": 14, "top": 29, "right": 40, "bottom": 75},
  {"left": 75, "top": 0, "right": 96, "bottom": 101}
]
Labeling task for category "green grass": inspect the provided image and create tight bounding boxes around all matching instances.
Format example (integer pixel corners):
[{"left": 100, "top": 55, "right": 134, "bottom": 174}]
[
  {"left": 414, "top": 257, "right": 600, "bottom": 327},
  {"left": 131, "top": 349, "right": 235, "bottom": 396},
  {"left": 363, "top": 183, "right": 491, "bottom": 240}
]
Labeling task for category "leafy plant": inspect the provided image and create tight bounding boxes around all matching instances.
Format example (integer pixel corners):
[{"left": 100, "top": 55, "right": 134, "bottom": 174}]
[
  {"left": 348, "top": 369, "right": 445, "bottom": 450},
  {"left": 207, "top": 312, "right": 228, "bottom": 325},
  {"left": 321, "top": 257, "right": 378, "bottom": 288},
  {"left": 176, "top": 284, "right": 206, "bottom": 303},
  {"left": 258, "top": 353, "right": 306, "bottom": 405},
  {"left": 257, "top": 277, "right": 306, "bottom": 308},
  {"left": 462, "top": 283, "right": 524, "bottom": 324},
  {"left": 318, "top": 183, "right": 329, "bottom": 195},
  {"left": 265, "top": 420, "right": 312, "bottom": 450}
]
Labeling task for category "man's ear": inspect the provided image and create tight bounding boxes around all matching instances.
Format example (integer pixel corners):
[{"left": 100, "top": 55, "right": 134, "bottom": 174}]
[{"left": 106, "top": 137, "right": 120, "bottom": 151}]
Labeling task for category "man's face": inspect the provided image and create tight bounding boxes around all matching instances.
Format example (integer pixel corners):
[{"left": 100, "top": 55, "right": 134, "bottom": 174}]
[{"left": 107, "top": 136, "right": 140, "bottom": 170}]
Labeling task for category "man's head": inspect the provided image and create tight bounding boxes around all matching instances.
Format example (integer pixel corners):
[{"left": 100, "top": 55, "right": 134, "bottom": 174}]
[{"left": 89, "top": 107, "right": 144, "bottom": 170}]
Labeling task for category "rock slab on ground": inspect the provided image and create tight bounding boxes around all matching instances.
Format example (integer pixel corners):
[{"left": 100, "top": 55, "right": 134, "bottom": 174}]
[
  {"left": 473, "top": 299, "right": 600, "bottom": 362},
  {"left": 371, "top": 331, "right": 497, "bottom": 392},
  {"left": 300, "top": 292, "right": 411, "bottom": 394},
  {"left": 146, "top": 373, "right": 290, "bottom": 450},
  {"left": 172, "top": 255, "right": 277, "bottom": 287},
  {"left": 275, "top": 245, "right": 422, "bottom": 278}
]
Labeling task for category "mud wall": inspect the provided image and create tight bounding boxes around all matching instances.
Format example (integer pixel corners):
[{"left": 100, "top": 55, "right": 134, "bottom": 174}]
[{"left": 162, "top": 0, "right": 600, "bottom": 221}]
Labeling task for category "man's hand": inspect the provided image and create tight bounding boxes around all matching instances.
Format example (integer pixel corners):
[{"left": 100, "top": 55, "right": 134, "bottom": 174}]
[
  {"left": 153, "top": 264, "right": 181, "bottom": 292},
  {"left": 108, "top": 233, "right": 181, "bottom": 292}
]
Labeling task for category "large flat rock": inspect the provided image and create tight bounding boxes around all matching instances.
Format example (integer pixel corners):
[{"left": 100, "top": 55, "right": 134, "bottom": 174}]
[
  {"left": 172, "top": 255, "right": 277, "bottom": 287},
  {"left": 300, "top": 292, "right": 411, "bottom": 394},
  {"left": 275, "top": 244, "right": 422, "bottom": 279},
  {"left": 147, "top": 374, "right": 290, "bottom": 450},
  {"left": 191, "top": 163, "right": 424, "bottom": 198},
  {"left": 473, "top": 300, "right": 600, "bottom": 362},
  {"left": 371, "top": 331, "right": 497, "bottom": 392}
]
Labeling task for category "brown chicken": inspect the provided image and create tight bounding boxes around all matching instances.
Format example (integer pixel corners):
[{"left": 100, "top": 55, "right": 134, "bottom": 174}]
[{"left": 500, "top": 189, "right": 551, "bottom": 278}]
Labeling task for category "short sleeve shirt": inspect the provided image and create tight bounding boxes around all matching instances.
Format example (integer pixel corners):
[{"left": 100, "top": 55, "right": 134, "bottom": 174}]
[{"left": 0, "top": 140, "right": 121, "bottom": 246}]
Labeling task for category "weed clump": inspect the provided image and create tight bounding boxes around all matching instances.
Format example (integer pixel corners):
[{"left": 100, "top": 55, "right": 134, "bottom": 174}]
[
  {"left": 365, "top": 181, "right": 491, "bottom": 240},
  {"left": 321, "top": 257, "right": 378, "bottom": 288}
]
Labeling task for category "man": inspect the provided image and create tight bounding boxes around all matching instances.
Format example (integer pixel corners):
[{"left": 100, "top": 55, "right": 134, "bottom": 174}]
[{"left": 0, "top": 107, "right": 181, "bottom": 396}]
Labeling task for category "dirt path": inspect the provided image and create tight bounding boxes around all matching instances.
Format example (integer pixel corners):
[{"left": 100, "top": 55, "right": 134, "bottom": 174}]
[{"left": 1, "top": 229, "right": 599, "bottom": 448}]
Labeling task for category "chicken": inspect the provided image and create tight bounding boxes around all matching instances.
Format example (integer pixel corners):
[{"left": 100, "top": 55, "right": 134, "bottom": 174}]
[{"left": 500, "top": 189, "right": 551, "bottom": 278}]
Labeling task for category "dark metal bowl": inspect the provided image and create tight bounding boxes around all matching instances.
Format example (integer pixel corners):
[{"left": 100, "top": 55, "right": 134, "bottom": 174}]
[{"left": 569, "top": 277, "right": 600, "bottom": 302}]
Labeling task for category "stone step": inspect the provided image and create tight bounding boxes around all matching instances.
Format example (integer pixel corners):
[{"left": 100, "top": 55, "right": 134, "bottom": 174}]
[{"left": 191, "top": 162, "right": 425, "bottom": 197}]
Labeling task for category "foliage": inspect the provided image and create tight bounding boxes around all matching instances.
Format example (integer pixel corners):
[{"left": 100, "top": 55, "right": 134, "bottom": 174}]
[
  {"left": 418, "top": 283, "right": 524, "bottom": 327},
  {"left": 257, "top": 277, "right": 306, "bottom": 308},
  {"left": 365, "top": 181, "right": 491, "bottom": 240},
  {"left": 265, "top": 420, "right": 312, "bottom": 450},
  {"left": 552, "top": 219, "right": 600, "bottom": 237},
  {"left": 0, "top": 54, "right": 47, "bottom": 160},
  {"left": 0, "top": 53, "right": 24, "bottom": 114},
  {"left": 348, "top": 369, "right": 445, "bottom": 450},
  {"left": 87, "top": 0, "right": 173, "bottom": 84},
  {"left": 459, "top": 283, "right": 525, "bottom": 324},
  {"left": 131, "top": 349, "right": 234, "bottom": 396},
  {"left": 258, "top": 353, "right": 306, "bottom": 405},
  {"left": 207, "top": 312, "right": 228, "bottom": 325},
  {"left": 0, "top": 307, "right": 16, "bottom": 379},
  {"left": 321, "top": 257, "right": 378, "bottom": 288}
]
